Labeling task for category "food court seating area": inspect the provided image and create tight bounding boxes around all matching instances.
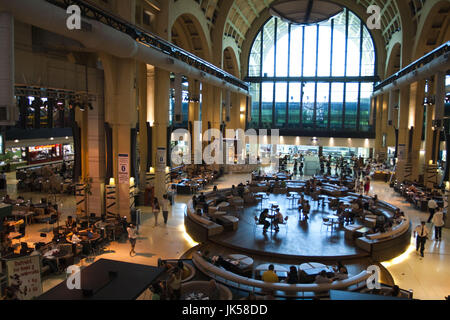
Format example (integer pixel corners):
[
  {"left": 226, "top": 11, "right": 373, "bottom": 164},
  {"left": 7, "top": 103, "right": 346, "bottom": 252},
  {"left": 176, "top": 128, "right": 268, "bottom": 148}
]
[
  {"left": 185, "top": 187, "right": 245, "bottom": 242},
  {"left": 391, "top": 180, "right": 444, "bottom": 212},
  {"left": 192, "top": 251, "right": 371, "bottom": 299},
  {"left": 172, "top": 165, "right": 224, "bottom": 195},
  {"left": 16, "top": 161, "right": 75, "bottom": 194},
  {"left": 1, "top": 201, "right": 126, "bottom": 278}
]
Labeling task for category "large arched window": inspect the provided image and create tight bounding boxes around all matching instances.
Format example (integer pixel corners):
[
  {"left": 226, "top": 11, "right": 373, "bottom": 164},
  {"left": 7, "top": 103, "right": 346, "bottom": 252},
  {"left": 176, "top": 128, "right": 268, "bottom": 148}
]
[{"left": 247, "top": 8, "right": 377, "bottom": 136}]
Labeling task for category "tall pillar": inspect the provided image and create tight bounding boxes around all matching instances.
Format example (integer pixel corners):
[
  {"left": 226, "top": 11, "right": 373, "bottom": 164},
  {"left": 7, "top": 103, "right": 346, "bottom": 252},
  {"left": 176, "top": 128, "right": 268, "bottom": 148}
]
[
  {"left": 138, "top": 62, "right": 148, "bottom": 192},
  {"left": 424, "top": 77, "right": 436, "bottom": 188},
  {"left": 0, "top": 12, "right": 15, "bottom": 127},
  {"left": 374, "top": 95, "right": 384, "bottom": 158},
  {"left": 395, "top": 86, "right": 411, "bottom": 182},
  {"left": 153, "top": 68, "right": 170, "bottom": 201},
  {"left": 188, "top": 79, "right": 200, "bottom": 162},
  {"left": 86, "top": 66, "right": 105, "bottom": 216},
  {"left": 101, "top": 54, "right": 137, "bottom": 219},
  {"left": 409, "top": 81, "right": 425, "bottom": 182}
]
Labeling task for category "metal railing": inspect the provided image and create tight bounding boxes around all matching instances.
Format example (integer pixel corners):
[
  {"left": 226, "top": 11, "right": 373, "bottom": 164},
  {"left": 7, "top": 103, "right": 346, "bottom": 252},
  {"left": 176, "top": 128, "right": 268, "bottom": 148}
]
[
  {"left": 374, "top": 41, "right": 450, "bottom": 92},
  {"left": 45, "top": 0, "right": 249, "bottom": 92}
]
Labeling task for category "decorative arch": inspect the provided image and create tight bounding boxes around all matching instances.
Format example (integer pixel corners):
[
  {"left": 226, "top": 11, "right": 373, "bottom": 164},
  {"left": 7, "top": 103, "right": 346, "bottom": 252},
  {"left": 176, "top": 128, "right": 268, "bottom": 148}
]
[
  {"left": 413, "top": 0, "right": 450, "bottom": 60},
  {"left": 222, "top": 37, "right": 241, "bottom": 77},
  {"left": 385, "top": 34, "right": 402, "bottom": 78},
  {"left": 170, "top": 1, "right": 212, "bottom": 61}
]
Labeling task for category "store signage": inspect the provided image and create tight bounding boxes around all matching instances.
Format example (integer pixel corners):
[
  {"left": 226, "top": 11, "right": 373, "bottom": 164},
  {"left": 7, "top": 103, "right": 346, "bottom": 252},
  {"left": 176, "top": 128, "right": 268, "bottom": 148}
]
[
  {"left": 6, "top": 254, "right": 42, "bottom": 300},
  {"left": 156, "top": 147, "right": 166, "bottom": 172},
  {"left": 28, "top": 144, "right": 60, "bottom": 151},
  {"left": 118, "top": 154, "right": 129, "bottom": 184}
]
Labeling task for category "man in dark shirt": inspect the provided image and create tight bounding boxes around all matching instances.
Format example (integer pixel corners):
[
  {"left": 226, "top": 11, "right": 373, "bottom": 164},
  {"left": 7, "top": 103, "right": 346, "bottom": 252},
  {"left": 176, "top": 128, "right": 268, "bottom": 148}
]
[{"left": 258, "top": 209, "right": 271, "bottom": 232}]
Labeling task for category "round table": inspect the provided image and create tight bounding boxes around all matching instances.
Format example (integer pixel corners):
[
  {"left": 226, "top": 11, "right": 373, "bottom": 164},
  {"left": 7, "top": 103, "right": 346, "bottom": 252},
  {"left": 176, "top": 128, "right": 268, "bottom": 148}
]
[{"left": 226, "top": 254, "right": 254, "bottom": 270}]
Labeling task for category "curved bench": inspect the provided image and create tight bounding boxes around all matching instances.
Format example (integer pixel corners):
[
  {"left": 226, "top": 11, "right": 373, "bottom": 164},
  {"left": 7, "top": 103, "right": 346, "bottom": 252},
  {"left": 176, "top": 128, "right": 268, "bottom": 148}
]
[{"left": 192, "top": 252, "right": 370, "bottom": 298}]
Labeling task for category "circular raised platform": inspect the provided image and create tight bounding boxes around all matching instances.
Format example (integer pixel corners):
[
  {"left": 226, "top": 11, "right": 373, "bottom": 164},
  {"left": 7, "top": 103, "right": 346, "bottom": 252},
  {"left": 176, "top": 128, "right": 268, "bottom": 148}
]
[{"left": 209, "top": 193, "right": 369, "bottom": 262}]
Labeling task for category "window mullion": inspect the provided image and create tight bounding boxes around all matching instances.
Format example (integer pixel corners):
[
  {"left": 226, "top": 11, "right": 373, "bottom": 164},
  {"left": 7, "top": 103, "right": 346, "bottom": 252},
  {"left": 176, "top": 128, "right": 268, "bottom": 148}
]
[{"left": 273, "top": 18, "right": 277, "bottom": 127}]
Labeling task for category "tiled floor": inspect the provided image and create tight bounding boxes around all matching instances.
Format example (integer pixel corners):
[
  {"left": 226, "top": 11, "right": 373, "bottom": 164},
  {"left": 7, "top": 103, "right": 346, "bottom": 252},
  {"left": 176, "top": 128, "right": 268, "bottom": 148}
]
[
  {"left": 369, "top": 180, "right": 450, "bottom": 300},
  {"left": 2, "top": 170, "right": 449, "bottom": 299}
]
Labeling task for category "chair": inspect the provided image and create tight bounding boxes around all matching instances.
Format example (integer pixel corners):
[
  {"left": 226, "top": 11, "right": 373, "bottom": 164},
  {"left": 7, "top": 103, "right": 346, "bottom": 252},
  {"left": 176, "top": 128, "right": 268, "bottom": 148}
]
[
  {"left": 253, "top": 216, "right": 267, "bottom": 234},
  {"left": 47, "top": 214, "right": 58, "bottom": 232},
  {"left": 321, "top": 217, "right": 333, "bottom": 231}
]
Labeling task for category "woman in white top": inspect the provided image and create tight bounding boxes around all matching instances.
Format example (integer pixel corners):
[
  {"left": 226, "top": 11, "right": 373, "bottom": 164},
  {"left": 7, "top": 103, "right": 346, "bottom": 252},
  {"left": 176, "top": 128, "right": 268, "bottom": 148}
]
[
  {"left": 431, "top": 210, "right": 445, "bottom": 241},
  {"left": 127, "top": 224, "right": 137, "bottom": 256}
]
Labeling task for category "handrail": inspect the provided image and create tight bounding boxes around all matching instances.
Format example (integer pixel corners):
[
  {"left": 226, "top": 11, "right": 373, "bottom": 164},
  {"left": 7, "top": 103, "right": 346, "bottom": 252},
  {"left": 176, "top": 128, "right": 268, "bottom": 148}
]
[
  {"left": 374, "top": 41, "right": 450, "bottom": 92},
  {"left": 45, "top": 0, "right": 249, "bottom": 92}
]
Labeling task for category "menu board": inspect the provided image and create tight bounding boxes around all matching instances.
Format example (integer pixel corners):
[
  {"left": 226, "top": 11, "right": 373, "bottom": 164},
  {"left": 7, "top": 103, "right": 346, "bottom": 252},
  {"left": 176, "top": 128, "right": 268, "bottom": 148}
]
[{"left": 6, "top": 254, "right": 42, "bottom": 300}]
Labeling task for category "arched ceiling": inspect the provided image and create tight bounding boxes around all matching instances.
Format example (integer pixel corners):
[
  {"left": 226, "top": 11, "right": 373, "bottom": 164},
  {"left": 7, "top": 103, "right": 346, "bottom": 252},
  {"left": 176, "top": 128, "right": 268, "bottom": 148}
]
[{"left": 194, "top": 0, "right": 430, "bottom": 50}]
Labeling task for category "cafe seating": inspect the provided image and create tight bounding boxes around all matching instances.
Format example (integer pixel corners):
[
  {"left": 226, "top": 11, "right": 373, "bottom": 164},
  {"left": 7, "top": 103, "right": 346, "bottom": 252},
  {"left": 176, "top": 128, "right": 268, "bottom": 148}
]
[{"left": 321, "top": 217, "right": 333, "bottom": 231}]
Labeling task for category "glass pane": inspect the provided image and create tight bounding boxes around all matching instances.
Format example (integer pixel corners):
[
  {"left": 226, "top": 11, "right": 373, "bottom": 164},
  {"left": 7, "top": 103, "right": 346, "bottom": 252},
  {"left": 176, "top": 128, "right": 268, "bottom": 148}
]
[
  {"left": 302, "top": 82, "right": 315, "bottom": 129},
  {"left": 330, "top": 83, "right": 344, "bottom": 129},
  {"left": 303, "top": 25, "right": 317, "bottom": 76},
  {"left": 347, "top": 12, "right": 361, "bottom": 76},
  {"left": 332, "top": 12, "right": 346, "bottom": 77},
  {"left": 250, "top": 83, "right": 260, "bottom": 128},
  {"left": 344, "top": 83, "right": 359, "bottom": 130},
  {"left": 317, "top": 21, "right": 332, "bottom": 76},
  {"left": 275, "top": 82, "right": 287, "bottom": 127},
  {"left": 290, "top": 25, "right": 303, "bottom": 77},
  {"left": 261, "top": 82, "right": 274, "bottom": 128},
  {"left": 360, "top": 82, "right": 373, "bottom": 131},
  {"left": 276, "top": 20, "right": 289, "bottom": 77},
  {"left": 361, "top": 27, "right": 375, "bottom": 76},
  {"left": 262, "top": 19, "right": 276, "bottom": 77},
  {"left": 288, "top": 83, "right": 301, "bottom": 128},
  {"left": 316, "top": 83, "right": 330, "bottom": 128},
  {"left": 249, "top": 31, "right": 261, "bottom": 77}
]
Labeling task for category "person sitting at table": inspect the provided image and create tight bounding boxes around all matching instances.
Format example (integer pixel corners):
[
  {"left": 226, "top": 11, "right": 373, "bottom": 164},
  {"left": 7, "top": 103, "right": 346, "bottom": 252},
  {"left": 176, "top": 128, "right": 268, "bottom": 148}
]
[
  {"left": 272, "top": 208, "right": 284, "bottom": 232},
  {"left": 314, "top": 270, "right": 333, "bottom": 284},
  {"left": 258, "top": 209, "right": 271, "bottom": 233},
  {"left": 16, "top": 196, "right": 25, "bottom": 204},
  {"left": 86, "top": 226, "right": 95, "bottom": 239},
  {"left": 3, "top": 194, "right": 13, "bottom": 204},
  {"left": 66, "top": 216, "right": 76, "bottom": 230},
  {"left": 286, "top": 266, "right": 299, "bottom": 284},
  {"left": 262, "top": 264, "right": 279, "bottom": 283}
]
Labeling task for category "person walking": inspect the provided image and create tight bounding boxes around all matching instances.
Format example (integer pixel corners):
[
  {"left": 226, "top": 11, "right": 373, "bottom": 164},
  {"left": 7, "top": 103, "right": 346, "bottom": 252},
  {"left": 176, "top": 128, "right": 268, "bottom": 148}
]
[
  {"left": 414, "top": 221, "right": 429, "bottom": 257},
  {"left": 127, "top": 223, "right": 137, "bottom": 256},
  {"left": 161, "top": 194, "right": 170, "bottom": 225},
  {"left": 431, "top": 209, "right": 445, "bottom": 241},
  {"left": 152, "top": 197, "right": 160, "bottom": 227},
  {"left": 427, "top": 198, "right": 438, "bottom": 223},
  {"left": 364, "top": 177, "right": 371, "bottom": 195}
]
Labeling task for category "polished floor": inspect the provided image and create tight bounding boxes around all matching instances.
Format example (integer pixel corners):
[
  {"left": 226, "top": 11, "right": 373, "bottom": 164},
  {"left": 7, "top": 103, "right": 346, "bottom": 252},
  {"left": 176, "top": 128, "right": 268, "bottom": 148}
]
[{"left": 2, "top": 167, "right": 449, "bottom": 300}]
